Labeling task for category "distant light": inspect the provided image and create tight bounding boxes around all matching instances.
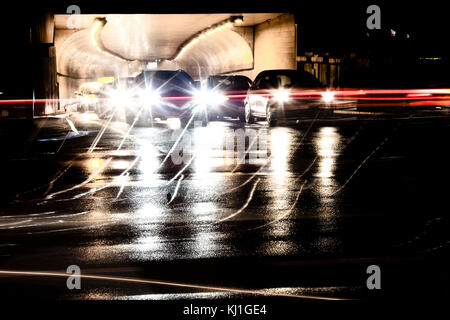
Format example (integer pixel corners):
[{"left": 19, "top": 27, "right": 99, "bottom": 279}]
[
  {"left": 89, "top": 158, "right": 102, "bottom": 169},
  {"left": 97, "top": 77, "right": 114, "bottom": 84},
  {"left": 146, "top": 61, "right": 158, "bottom": 70},
  {"left": 81, "top": 112, "right": 98, "bottom": 122},
  {"left": 420, "top": 57, "right": 442, "bottom": 61},
  {"left": 390, "top": 29, "right": 396, "bottom": 37},
  {"left": 406, "top": 93, "right": 432, "bottom": 98},
  {"left": 90, "top": 18, "right": 127, "bottom": 62},
  {"left": 174, "top": 18, "right": 235, "bottom": 60},
  {"left": 167, "top": 118, "right": 181, "bottom": 130},
  {"left": 140, "top": 90, "right": 161, "bottom": 105},
  {"left": 111, "top": 160, "right": 130, "bottom": 170},
  {"left": 321, "top": 91, "right": 335, "bottom": 103},
  {"left": 109, "top": 89, "right": 131, "bottom": 108},
  {"left": 273, "top": 89, "right": 290, "bottom": 103},
  {"left": 193, "top": 89, "right": 228, "bottom": 106},
  {"left": 80, "top": 82, "right": 102, "bottom": 92}
]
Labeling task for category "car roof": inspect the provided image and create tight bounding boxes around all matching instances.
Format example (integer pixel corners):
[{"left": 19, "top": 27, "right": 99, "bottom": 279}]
[
  {"left": 257, "top": 69, "right": 309, "bottom": 76},
  {"left": 140, "top": 69, "right": 188, "bottom": 75}
]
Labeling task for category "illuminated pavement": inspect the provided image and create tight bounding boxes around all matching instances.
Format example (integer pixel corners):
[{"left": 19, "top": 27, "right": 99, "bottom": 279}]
[{"left": 0, "top": 110, "right": 449, "bottom": 305}]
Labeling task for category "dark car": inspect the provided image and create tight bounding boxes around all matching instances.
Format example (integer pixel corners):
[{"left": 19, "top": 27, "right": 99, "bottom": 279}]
[
  {"left": 244, "top": 69, "right": 334, "bottom": 126},
  {"left": 126, "top": 70, "right": 197, "bottom": 126},
  {"left": 201, "top": 75, "right": 252, "bottom": 121}
]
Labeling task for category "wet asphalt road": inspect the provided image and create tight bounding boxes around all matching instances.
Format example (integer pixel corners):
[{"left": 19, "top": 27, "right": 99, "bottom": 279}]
[{"left": 0, "top": 109, "right": 449, "bottom": 308}]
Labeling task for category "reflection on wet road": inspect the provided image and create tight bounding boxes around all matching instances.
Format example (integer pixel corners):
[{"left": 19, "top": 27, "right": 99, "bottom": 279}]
[{"left": 0, "top": 110, "right": 449, "bottom": 301}]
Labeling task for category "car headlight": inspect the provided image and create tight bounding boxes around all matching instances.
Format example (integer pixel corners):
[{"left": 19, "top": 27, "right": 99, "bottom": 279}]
[
  {"left": 273, "top": 89, "right": 290, "bottom": 103},
  {"left": 321, "top": 91, "right": 335, "bottom": 103},
  {"left": 139, "top": 90, "right": 161, "bottom": 105},
  {"left": 194, "top": 89, "right": 228, "bottom": 106},
  {"left": 109, "top": 90, "right": 130, "bottom": 107},
  {"left": 81, "top": 96, "right": 92, "bottom": 105}
]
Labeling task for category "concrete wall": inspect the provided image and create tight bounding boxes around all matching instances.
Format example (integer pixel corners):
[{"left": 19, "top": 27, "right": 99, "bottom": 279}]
[{"left": 224, "top": 14, "right": 297, "bottom": 81}]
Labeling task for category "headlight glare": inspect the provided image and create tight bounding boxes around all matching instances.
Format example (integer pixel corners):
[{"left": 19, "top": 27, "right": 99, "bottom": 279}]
[
  {"left": 194, "top": 90, "right": 228, "bottom": 106},
  {"left": 110, "top": 90, "right": 130, "bottom": 107},
  {"left": 139, "top": 90, "right": 161, "bottom": 105},
  {"left": 321, "top": 91, "right": 335, "bottom": 103},
  {"left": 273, "top": 89, "right": 290, "bottom": 103}
]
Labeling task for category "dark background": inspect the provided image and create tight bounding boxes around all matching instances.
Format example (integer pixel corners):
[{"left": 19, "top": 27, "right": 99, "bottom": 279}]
[{"left": 2, "top": 1, "right": 449, "bottom": 88}]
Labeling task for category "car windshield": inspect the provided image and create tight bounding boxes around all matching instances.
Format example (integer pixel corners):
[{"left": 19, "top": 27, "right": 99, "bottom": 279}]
[
  {"left": 273, "top": 70, "right": 324, "bottom": 88},
  {"left": 137, "top": 71, "right": 194, "bottom": 93},
  {"left": 209, "top": 76, "right": 250, "bottom": 90}
]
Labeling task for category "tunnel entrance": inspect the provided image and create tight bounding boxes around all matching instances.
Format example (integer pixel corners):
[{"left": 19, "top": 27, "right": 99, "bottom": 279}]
[{"left": 54, "top": 13, "right": 297, "bottom": 108}]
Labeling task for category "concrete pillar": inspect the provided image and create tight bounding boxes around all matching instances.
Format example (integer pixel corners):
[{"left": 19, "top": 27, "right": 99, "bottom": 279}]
[{"left": 253, "top": 14, "right": 297, "bottom": 78}]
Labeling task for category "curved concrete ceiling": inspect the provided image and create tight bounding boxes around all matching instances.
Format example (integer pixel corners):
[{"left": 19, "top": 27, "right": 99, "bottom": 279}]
[
  {"left": 57, "top": 29, "right": 130, "bottom": 78},
  {"left": 55, "top": 14, "right": 280, "bottom": 79},
  {"left": 176, "top": 29, "right": 253, "bottom": 78}
]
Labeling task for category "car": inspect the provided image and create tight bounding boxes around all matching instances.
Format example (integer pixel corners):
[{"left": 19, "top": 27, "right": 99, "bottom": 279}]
[
  {"left": 244, "top": 69, "right": 335, "bottom": 126},
  {"left": 74, "top": 82, "right": 102, "bottom": 113},
  {"left": 96, "top": 77, "right": 136, "bottom": 120},
  {"left": 192, "top": 80, "right": 202, "bottom": 89},
  {"left": 125, "top": 70, "right": 198, "bottom": 127},
  {"left": 200, "top": 75, "right": 252, "bottom": 122}
]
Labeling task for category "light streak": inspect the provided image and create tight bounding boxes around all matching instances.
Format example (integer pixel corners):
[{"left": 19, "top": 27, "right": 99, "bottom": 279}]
[
  {"left": 90, "top": 18, "right": 128, "bottom": 62},
  {"left": 248, "top": 180, "right": 307, "bottom": 231},
  {"left": 167, "top": 174, "right": 184, "bottom": 204},
  {"left": 173, "top": 18, "right": 236, "bottom": 60},
  {"left": 333, "top": 127, "right": 398, "bottom": 195},
  {"left": 44, "top": 158, "right": 113, "bottom": 200},
  {"left": 215, "top": 178, "right": 260, "bottom": 223},
  {"left": 0, "top": 270, "right": 353, "bottom": 301},
  {"left": 2, "top": 88, "right": 450, "bottom": 109}
]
